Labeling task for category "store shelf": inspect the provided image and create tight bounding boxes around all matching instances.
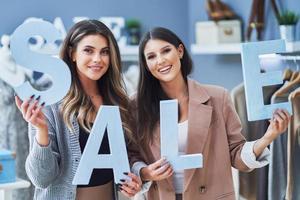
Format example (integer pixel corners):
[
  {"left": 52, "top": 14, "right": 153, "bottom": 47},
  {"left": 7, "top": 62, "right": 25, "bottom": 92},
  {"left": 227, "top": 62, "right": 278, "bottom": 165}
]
[
  {"left": 285, "top": 41, "right": 300, "bottom": 52},
  {"left": 191, "top": 41, "right": 300, "bottom": 55},
  {"left": 119, "top": 45, "right": 138, "bottom": 61}
]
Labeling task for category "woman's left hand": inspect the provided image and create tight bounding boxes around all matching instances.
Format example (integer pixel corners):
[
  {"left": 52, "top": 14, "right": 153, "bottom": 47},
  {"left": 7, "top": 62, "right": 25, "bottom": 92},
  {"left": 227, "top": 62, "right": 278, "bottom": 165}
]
[
  {"left": 253, "top": 109, "right": 290, "bottom": 158},
  {"left": 119, "top": 172, "right": 142, "bottom": 198},
  {"left": 265, "top": 109, "right": 291, "bottom": 139}
]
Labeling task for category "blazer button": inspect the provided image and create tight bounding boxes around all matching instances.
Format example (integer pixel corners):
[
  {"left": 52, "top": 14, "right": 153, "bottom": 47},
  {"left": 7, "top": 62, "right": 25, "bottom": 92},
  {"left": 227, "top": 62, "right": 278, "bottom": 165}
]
[{"left": 199, "top": 186, "right": 206, "bottom": 193}]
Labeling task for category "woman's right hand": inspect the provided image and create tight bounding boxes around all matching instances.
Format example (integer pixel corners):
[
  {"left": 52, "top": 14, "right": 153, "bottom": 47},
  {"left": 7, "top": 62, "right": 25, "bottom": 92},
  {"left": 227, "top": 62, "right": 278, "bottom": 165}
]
[
  {"left": 140, "top": 157, "right": 173, "bottom": 181},
  {"left": 15, "top": 95, "right": 49, "bottom": 145}
]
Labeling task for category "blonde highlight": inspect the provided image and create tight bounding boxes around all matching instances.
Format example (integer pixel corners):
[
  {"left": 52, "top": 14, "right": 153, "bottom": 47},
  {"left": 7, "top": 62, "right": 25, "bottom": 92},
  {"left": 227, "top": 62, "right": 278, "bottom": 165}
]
[{"left": 59, "top": 20, "right": 134, "bottom": 142}]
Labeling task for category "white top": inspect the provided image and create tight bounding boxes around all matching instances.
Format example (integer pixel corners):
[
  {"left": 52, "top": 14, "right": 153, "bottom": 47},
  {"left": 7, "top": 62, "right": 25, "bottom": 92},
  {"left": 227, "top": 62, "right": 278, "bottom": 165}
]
[{"left": 173, "top": 120, "right": 188, "bottom": 194}]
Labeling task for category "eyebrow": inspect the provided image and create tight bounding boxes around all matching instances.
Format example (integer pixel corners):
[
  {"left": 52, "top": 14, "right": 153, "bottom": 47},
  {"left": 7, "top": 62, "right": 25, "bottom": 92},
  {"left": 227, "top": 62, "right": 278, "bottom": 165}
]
[
  {"left": 83, "top": 45, "right": 109, "bottom": 50},
  {"left": 146, "top": 45, "right": 171, "bottom": 56}
]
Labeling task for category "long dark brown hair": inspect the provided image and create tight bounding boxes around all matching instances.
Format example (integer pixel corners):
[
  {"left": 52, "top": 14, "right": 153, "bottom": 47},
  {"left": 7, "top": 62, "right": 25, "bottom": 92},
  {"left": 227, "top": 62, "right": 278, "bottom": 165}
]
[
  {"left": 60, "top": 19, "right": 133, "bottom": 140},
  {"left": 136, "top": 27, "right": 193, "bottom": 146}
]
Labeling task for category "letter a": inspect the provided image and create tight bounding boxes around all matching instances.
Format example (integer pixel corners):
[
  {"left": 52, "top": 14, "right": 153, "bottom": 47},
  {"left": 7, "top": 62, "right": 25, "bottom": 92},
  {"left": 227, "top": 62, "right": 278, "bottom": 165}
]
[{"left": 73, "top": 106, "right": 130, "bottom": 185}]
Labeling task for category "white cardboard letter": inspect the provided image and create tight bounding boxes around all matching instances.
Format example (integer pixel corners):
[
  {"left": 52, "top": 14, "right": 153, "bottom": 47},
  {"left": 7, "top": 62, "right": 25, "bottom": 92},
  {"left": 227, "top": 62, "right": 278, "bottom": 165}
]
[
  {"left": 160, "top": 100, "right": 203, "bottom": 170},
  {"left": 241, "top": 40, "right": 292, "bottom": 121},
  {"left": 72, "top": 106, "right": 130, "bottom": 185},
  {"left": 10, "top": 20, "right": 71, "bottom": 105}
]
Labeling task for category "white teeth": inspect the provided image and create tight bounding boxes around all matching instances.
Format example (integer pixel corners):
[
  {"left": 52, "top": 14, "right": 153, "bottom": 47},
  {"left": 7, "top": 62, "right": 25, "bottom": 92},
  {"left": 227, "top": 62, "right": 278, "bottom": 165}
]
[
  {"left": 158, "top": 65, "right": 172, "bottom": 73},
  {"left": 89, "top": 66, "right": 102, "bottom": 70}
]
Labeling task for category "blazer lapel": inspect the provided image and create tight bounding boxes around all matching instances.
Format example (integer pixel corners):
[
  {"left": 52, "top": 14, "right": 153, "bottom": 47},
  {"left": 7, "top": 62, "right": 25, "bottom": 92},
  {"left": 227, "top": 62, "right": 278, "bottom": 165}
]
[{"left": 183, "top": 79, "right": 213, "bottom": 192}]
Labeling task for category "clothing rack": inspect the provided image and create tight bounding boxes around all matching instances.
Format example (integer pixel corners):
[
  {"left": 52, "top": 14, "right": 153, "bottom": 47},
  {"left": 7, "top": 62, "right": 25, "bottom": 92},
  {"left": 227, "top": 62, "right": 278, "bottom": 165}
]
[
  {"left": 277, "top": 51, "right": 300, "bottom": 60},
  {"left": 259, "top": 51, "right": 300, "bottom": 61}
]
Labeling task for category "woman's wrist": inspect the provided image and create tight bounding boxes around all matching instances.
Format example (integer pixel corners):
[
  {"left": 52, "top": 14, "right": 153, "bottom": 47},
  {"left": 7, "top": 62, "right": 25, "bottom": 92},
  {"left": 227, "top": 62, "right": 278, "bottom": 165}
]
[
  {"left": 36, "top": 126, "right": 49, "bottom": 146},
  {"left": 262, "top": 130, "right": 277, "bottom": 143},
  {"left": 140, "top": 167, "right": 150, "bottom": 181},
  {"left": 253, "top": 135, "right": 273, "bottom": 157}
]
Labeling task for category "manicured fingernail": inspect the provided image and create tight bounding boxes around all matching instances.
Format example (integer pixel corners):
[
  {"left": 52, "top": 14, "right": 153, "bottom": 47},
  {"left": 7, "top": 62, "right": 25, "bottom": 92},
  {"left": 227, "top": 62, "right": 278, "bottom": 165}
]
[
  {"left": 123, "top": 172, "right": 128, "bottom": 175},
  {"left": 118, "top": 184, "right": 123, "bottom": 191},
  {"left": 36, "top": 95, "right": 41, "bottom": 101},
  {"left": 41, "top": 102, "right": 45, "bottom": 106},
  {"left": 117, "top": 183, "right": 122, "bottom": 188},
  {"left": 120, "top": 179, "right": 125, "bottom": 182},
  {"left": 30, "top": 94, "right": 35, "bottom": 99}
]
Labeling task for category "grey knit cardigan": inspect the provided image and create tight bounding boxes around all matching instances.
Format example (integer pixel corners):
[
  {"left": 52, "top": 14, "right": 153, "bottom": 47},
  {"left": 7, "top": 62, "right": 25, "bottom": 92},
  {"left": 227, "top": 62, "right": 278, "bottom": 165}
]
[{"left": 25, "top": 102, "right": 119, "bottom": 200}]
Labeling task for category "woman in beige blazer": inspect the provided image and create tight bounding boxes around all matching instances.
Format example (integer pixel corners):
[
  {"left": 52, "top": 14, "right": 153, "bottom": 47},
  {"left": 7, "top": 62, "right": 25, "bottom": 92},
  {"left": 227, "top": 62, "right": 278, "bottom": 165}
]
[{"left": 132, "top": 27, "right": 290, "bottom": 200}]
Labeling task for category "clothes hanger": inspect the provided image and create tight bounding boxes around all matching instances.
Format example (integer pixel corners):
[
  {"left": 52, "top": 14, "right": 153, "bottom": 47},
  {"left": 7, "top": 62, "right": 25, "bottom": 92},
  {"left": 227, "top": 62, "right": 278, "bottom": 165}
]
[
  {"left": 290, "top": 71, "right": 299, "bottom": 81},
  {"left": 286, "top": 69, "right": 300, "bottom": 200},
  {"left": 290, "top": 60, "right": 300, "bottom": 84},
  {"left": 282, "top": 59, "right": 293, "bottom": 81},
  {"left": 289, "top": 83, "right": 300, "bottom": 100},
  {"left": 290, "top": 58, "right": 299, "bottom": 81},
  {"left": 283, "top": 68, "right": 293, "bottom": 81},
  {"left": 273, "top": 58, "right": 300, "bottom": 97}
]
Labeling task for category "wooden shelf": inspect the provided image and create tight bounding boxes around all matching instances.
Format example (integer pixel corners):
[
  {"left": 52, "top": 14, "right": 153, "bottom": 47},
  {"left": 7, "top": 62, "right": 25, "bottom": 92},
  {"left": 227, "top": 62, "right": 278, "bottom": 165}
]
[{"left": 191, "top": 41, "right": 300, "bottom": 55}]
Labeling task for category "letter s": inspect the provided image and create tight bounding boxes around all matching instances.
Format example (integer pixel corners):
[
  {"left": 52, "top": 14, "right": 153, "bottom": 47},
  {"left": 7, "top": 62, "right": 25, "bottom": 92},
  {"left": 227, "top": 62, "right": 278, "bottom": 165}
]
[{"left": 10, "top": 20, "right": 71, "bottom": 105}]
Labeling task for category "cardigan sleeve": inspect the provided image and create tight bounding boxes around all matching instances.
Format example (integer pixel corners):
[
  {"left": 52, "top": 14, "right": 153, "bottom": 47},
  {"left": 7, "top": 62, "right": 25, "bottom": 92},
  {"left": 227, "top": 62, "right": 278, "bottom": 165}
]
[{"left": 25, "top": 106, "right": 61, "bottom": 188}]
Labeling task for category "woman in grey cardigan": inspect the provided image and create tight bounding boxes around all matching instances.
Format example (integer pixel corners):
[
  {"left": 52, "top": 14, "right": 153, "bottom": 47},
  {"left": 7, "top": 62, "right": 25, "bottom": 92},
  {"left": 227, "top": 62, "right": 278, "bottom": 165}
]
[{"left": 15, "top": 20, "right": 143, "bottom": 200}]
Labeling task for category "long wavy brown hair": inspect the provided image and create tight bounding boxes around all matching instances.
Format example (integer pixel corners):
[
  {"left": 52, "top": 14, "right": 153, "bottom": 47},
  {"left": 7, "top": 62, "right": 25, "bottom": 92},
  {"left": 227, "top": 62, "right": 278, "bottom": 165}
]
[
  {"left": 136, "top": 27, "right": 193, "bottom": 146},
  {"left": 60, "top": 19, "right": 133, "bottom": 140}
]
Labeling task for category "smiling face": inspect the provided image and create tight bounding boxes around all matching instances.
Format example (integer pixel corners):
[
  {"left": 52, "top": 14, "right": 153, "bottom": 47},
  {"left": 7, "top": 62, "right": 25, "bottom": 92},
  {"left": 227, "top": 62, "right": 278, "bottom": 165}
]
[
  {"left": 72, "top": 34, "right": 110, "bottom": 83},
  {"left": 143, "top": 39, "right": 184, "bottom": 84}
]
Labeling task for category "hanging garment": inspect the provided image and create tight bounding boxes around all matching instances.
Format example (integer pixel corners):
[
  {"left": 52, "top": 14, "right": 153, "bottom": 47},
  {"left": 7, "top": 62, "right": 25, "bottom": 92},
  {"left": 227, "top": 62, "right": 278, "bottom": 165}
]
[
  {"left": 0, "top": 80, "right": 34, "bottom": 200},
  {"left": 268, "top": 96, "right": 287, "bottom": 200},
  {"left": 286, "top": 90, "right": 300, "bottom": 199},
  {"left": 231, "top": 83, "right": 281, "bottom": 200},
  {"left": 268, "top": 81, "right": 300, "bottom": 200}
]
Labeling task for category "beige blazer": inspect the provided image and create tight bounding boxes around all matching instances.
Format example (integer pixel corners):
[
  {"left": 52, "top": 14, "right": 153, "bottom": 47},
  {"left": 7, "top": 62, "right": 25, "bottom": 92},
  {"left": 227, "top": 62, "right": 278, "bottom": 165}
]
[{"left": 144, "top": 79, "right": 250, "bottom": 200}]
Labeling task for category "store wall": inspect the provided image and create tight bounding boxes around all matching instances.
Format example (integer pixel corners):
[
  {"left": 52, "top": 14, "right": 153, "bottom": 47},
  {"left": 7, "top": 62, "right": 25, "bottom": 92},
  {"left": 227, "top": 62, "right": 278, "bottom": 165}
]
[
  {"left": 188, "top": 0, "right": 300, "bottom": 90},
  {"left": 0, "top": 0, "right": 189, "bottom": 45},
  {"left": 1, "top": 0, "right": 299, "bottom": 90}
]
